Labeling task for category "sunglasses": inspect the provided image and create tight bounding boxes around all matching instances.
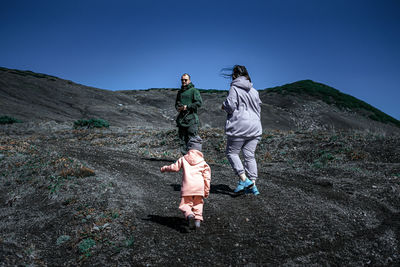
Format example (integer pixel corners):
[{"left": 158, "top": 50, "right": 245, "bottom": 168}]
[{"left": 181, "top": 79, "right": 188, "bottom": 82}]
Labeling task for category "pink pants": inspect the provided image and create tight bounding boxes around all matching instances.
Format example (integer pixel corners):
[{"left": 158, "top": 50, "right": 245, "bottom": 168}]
[{"left": 179, "top": 196, "right": 204, "bottom": 221}]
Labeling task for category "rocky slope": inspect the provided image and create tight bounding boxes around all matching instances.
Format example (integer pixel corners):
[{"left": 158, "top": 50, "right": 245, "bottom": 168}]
[{"left": 1, "top": 67, "right": 399, "bottom": 134}]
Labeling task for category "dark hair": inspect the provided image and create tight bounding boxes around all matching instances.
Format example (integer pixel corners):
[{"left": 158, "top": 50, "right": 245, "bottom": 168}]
[
  {"left": 221, "top": 65, "right": 251, "bottom": 82},
  {"left": 182, "top": 73, "right": 191, "bottom": 79}
]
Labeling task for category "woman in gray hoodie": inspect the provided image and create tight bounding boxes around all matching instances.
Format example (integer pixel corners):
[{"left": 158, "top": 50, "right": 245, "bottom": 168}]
[{"left": 222, "top": 65, "right": 262, "bottom": 195}]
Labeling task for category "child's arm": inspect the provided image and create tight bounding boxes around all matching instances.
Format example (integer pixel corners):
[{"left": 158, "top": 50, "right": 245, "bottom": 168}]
[
  {"left": 202, "top": 163, "right": 211, "bottom": 198},
  {"left": 160, "top": 158, "right": 183, "bottom": 173}
]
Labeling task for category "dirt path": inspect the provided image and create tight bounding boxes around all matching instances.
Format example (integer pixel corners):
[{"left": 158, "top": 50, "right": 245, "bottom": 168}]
[{"left": 52, "top": 142, "right": 399, "bottom": 266}]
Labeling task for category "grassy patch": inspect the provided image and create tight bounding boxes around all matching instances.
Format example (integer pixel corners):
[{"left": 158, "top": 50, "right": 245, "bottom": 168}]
[
  {"left": 74, "top": 118, "right": 110, "bottom": 129},
  {"left": 56, "top": 235, "right": 71, "bottom": 246},
  {"left": 0, "top": 116, "right": 22, "bottom": 124},
  {"left": 78, "top": 238, "right": 96, "bottom": 257},
  {"left": 59, "top": 166, "right": 95, "bottom": 178},
  {"left": 309, "top": 149, "right": 336, "bottom": 169},
  {"left": 48, "top": 175, "right": 65, "bottom": 193},
  {"left": 124, "top": 236, "right": 135, "bottom": 248},
  {"left": 216, "top": 159, "right": 230, "bottom": 165}
]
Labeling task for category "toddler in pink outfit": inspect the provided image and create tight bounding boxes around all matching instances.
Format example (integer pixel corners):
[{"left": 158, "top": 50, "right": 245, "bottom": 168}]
[{"left": 160, "top": 136, "right": 211, "bottom": 228}]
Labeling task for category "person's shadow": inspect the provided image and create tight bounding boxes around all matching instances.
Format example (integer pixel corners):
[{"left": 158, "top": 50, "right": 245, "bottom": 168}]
[
  {"left": 143, "top": 215, "right": 189, "bottom": 233},
  {"left": 169, "top": 183, "right": 242, "bottom": 198}
]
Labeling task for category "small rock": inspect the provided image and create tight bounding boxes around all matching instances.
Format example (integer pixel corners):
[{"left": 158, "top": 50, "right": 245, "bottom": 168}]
[{"left": 92, "top": 224, "right": 100, "bottom": 231}]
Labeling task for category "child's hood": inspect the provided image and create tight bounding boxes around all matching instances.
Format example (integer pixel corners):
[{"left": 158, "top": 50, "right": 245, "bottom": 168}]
[{"left": 184, "top": 149, "right": 205, "bottom": 165}]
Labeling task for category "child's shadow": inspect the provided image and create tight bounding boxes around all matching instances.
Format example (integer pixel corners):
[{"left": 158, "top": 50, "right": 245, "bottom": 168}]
[
  {"left": 170, "top": 184, "right": 240, "bottom": 198},
  {"left": 143, "top": 215, "right": 189, "bottom": 233}
]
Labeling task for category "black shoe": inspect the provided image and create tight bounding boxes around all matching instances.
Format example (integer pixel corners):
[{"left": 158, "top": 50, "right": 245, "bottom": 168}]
[{"left": 187, "top": 215, "right": 195, "bottom": 229}]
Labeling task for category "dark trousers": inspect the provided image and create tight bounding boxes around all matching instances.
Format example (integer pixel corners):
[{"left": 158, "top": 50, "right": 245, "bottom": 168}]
[{"left": 178, "top": 124, "right": 198, "bottom": 155}]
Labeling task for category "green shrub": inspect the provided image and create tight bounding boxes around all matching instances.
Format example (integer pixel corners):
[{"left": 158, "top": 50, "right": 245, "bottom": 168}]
[
  {"left": 56, "top": 235, "right": 71, "bottom": 246},
  {"left": 0, "top": 116, "right": 22, "bottom": 124},
  {"left": 312, "top": 149, "right": 335, "bottom": 168},
  {"left": 312, "top": 160, "right": 324, "bottom": 169},
  {"left": 124, "top": 236, "right": 135, "bottom": 248},
  {"left": 74, "top": 118, "right": 110, "bottom": 129},
  {"left": 79, "top": 238, "right": 96, "bottom": 256}
]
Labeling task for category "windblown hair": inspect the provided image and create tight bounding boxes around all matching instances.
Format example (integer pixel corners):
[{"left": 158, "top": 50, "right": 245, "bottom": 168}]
[{"left": 221, "top": 65, "right": 251, "bottom": 82}]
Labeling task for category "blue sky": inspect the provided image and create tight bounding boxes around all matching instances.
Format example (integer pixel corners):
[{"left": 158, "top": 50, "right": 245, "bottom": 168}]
[{"left": 1, "top": 0, "right": 399, "bottom": 119}]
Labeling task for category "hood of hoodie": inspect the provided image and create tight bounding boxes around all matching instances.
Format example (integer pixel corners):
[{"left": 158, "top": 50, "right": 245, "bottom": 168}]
[
  {"left": 181, "top": 82, "right": 195, "bottom": 90},
  {"left": 231, "top": 76, "right": 252, "bottom": 91},
  {"left": 184, "top": 149, "right": 204, "bottom": 165}
]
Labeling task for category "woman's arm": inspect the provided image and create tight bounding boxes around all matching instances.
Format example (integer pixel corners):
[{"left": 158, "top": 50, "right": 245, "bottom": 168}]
[{"left": 222, "top": 87, "right": 238, "bottom": 114}]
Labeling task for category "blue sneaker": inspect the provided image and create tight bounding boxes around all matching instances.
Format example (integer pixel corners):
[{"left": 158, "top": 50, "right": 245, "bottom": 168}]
[
  {"left": 234, "top": 178, "right": 254, "bottom": 193},
  {"left": 245, "top": 184, "right": 260, "bottom": 195}
]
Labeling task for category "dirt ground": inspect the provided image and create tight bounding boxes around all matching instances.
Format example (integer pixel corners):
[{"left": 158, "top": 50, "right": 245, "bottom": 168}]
[{"left": 0, "top": 123, "right": 399, "bottom": 266}]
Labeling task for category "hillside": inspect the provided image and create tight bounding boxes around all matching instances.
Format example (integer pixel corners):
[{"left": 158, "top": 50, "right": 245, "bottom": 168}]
[
  {"left": 1, "top": 67, "right": 399, "bottom": 134},
  {"left": 0, "top": 67, "right": 170, "bottom": 128},
  {"left": 0, "top": 67, "right": 399, "bottom": 265},
  {"left": 265, "top": 79, "right": 400, "bottom": 127}
]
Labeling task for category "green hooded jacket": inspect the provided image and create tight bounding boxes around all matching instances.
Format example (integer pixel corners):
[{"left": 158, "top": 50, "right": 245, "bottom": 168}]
[{"left": 175, "top": 83, "right": 203, "bottom": 127}]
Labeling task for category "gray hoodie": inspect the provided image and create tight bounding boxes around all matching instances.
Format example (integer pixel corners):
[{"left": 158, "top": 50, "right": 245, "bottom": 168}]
[{"left": 223, "top": 76, "right": 262, "bottom": 137}]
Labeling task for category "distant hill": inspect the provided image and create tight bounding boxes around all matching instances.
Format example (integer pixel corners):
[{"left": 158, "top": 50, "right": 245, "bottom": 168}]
[
  {"left": 1, "top": 67, "right": 399, "bottom": 133},
  {"left": 0, "top": 67, "right": 173, "bottom": 128},
  {"left": 265, "top": 80, "right": 400, "bottom": 127}
]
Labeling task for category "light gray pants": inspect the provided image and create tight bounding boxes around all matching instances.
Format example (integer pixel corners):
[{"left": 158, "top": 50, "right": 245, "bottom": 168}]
[{"left": 226, "top": 136, "right": 261, "bottom": 180}]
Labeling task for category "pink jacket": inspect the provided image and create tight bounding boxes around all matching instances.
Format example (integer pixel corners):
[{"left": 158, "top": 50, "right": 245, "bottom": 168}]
[{"left": 161, "top": 150, "right": 211, "bottom": 198}]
